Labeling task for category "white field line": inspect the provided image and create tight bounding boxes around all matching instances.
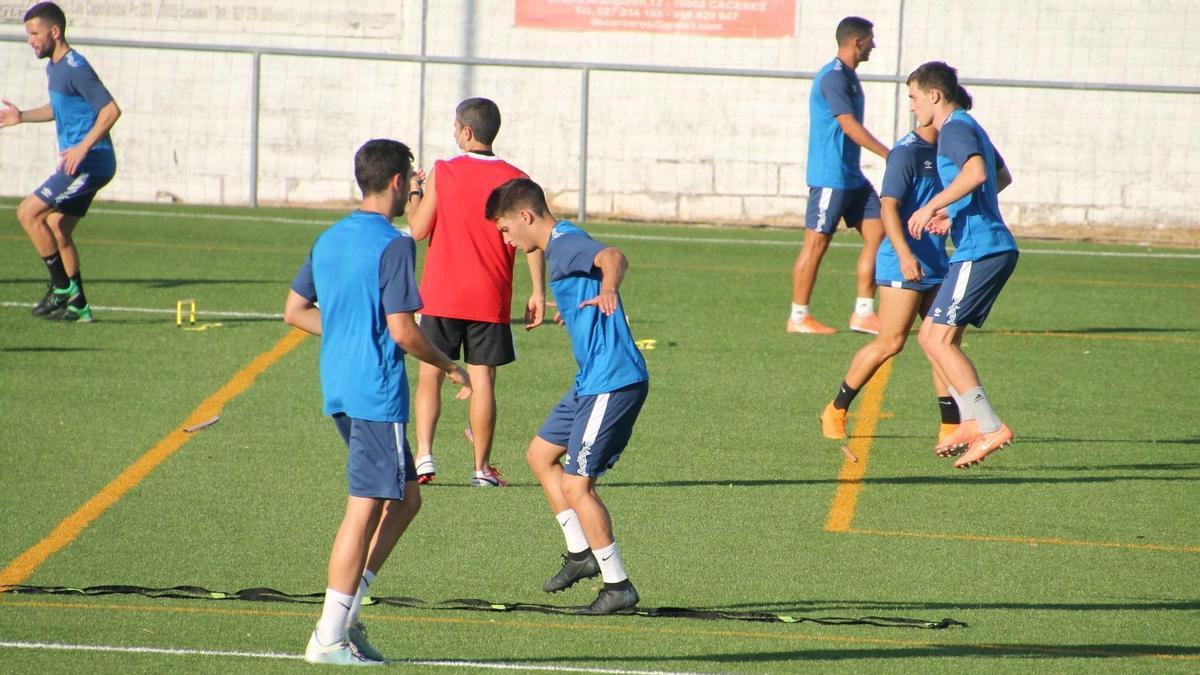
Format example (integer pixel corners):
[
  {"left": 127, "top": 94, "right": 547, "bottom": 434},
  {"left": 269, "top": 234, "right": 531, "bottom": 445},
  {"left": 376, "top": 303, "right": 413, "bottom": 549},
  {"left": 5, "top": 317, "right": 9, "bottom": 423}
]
[
  {"left": 0, "top": 640, "right": 706, "bottom": 674},
  {"left": 19, "top": 204, "right": 1195, "bottom": 260},
  {"left": 0, "top": 301, "right": 283, "bottom": 320}
]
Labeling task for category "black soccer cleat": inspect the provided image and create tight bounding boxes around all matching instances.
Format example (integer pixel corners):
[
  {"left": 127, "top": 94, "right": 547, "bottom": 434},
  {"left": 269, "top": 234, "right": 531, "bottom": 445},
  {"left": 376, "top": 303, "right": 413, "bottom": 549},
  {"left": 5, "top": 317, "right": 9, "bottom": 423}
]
[
  {"left": 580, "top": 580, "right": 639, "bottom": 615},
  {"left": 31, "top": 284, "right": 70, "bottom": 317},
  {"left": 542, "top": 552, "right": 600, "bottom": 593}
]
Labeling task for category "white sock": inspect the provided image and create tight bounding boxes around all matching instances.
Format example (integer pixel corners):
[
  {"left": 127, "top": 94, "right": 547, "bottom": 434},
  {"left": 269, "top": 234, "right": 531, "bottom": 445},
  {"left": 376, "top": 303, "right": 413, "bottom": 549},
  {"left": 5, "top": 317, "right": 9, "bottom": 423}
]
[
  {"left": 555, "top": 509, "right": 590, "bottom": 554},
  {"left": 963, "top": 386, "right": 1001, "bottom": 433},
  {"left": 854, "top": 297, "right": 875, "bottom": 317},
  {"left": 948, "top": 386, "right": 974, "bottom": 422},
  {"left": 347, "top": 569, "right": 376, "bottom": 625},
  {"left": 593, "top": 542, "right": 628, "bottom": 583},
  {"left": 315, "top": 588, "right": 355, "bottom": 646},
  {"left": 789, "top": 303, "right": 810, "bottom": 321}
]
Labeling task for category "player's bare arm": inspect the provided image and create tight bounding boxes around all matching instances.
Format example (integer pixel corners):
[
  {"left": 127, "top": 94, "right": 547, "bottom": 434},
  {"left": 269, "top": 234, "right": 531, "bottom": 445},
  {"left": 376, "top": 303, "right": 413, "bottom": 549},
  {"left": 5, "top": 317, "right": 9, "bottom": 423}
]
[
  {"left": 579, "top": 246, "right": 628, "bottom": 316},
  {"left": 908, "top": 154, "right": 988, "bottom": 237},
  {"left": 525, "top": 249, "right": 546, "bottom": 330},
  {"left": 61, "top": 99, "right": 120, "bottom": 175},
  {"left": 406, "top": 167, "right": 436, "bottom": 240},
  {"left": 835, "top": 113, "right": 889, "bottom": 159},
  {"left": 283, "top": 289, "right": 323, "bottom": 336},
  {"left": 0, "top": 100, "right": 53, "bottom": 127},
  {"left": 880, "top": 197, "right": 922, "bottom": 282},
  {"left": 386, "top": 311, "right": 472, "bottom": 399}
]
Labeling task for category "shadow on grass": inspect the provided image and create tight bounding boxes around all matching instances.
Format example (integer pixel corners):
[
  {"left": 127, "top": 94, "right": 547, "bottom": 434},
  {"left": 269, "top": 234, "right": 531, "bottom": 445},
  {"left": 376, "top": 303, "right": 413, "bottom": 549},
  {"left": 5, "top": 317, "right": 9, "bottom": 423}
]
[
  {"left": 601, "top": 473, "right": 1200, "bottom": 489},
  {"left": 500, "top": 642, "right": 1200, "bottom": 664},
  {"left": 706, "top": 598, "right": 1200, "bottom": 613},
  {"left": 872, "top": 433, "right": 1200, "bottom": 446},
  {"left": 1004, "top": 326, "right": 1199, "bottom": 335},
  {"left": 0, "top": 277, "right": 281, "bottom": 289},
  {"left": 0, "top": 346, "right": 101, "bottom": 353}
]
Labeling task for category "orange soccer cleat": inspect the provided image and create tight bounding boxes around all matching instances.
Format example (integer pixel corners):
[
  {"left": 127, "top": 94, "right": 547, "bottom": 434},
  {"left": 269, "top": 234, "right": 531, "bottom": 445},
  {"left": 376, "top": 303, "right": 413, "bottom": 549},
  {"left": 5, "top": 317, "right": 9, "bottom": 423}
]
[
  {"left": 848, "top": 312, "right": 881, "bottom": 335},
  {"left": 934, "top": 419, "right": 978, "bottom": 458},
  {"left": 955, "top": 424, "right": 1013, "bottom": 469},
  {"left": 820, "top": 402, "right": 847, "bottom": 440},
  {"left": 786, "top": 315, "right": 837, "bottom": 334}
]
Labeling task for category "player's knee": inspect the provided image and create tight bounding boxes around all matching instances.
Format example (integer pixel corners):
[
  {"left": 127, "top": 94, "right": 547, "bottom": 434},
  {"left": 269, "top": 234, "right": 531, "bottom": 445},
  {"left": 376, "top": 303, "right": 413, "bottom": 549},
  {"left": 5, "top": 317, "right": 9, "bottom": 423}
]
[
  {"left": 16, "top": 200, "right": 44, "bottom": 227},
  {"left": 880, "top": 334, "right": 908, "bottom": 358},
  {"left": 561, "top": 477, "right": 588, "bottom": 503}
]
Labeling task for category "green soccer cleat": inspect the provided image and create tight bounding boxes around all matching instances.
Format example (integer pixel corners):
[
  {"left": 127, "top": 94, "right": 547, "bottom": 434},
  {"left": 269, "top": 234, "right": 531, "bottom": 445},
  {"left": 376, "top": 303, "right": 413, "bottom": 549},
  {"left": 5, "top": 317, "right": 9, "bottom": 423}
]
[
  {"left": 57, "top": 304, "right": 94, "bottom": 323},
  {"left": 347, "top": 621, "right": 386, "bottom": 662},
  {"left": 31, "top": 281, "right": 75, "bottom": 318},
  {"left": 303, "top": 631, "right": 384, "bottom": 666}
]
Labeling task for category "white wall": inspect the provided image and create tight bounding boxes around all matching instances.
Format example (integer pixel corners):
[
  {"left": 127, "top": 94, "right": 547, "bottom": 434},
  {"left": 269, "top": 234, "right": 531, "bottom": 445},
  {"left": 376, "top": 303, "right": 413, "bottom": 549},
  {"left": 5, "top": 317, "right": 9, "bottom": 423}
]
[{"left": 1, "top": 1, "right": 1197, "bottom": 236}]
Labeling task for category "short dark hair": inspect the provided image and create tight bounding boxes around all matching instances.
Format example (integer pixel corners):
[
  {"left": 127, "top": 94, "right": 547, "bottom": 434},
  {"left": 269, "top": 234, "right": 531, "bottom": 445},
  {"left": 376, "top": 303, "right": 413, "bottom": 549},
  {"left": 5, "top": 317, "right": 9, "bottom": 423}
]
[
  {"left": 835, "top": 16, "right": 872, "bottom": 44},
  {"left": 25, "top": 2, "right": 66, "bottom": 31},
  {"left": 907, "top": 61, "right": 974, "bottom": 111},
  {"left": 485, "top": 178, "right": 550, "bottom": 221},
  {"left": 353, "top": 139, "right": 413, "bottom": 195},
  {"left": 456, "top": 97, "right": 502, "bottom": 146}
]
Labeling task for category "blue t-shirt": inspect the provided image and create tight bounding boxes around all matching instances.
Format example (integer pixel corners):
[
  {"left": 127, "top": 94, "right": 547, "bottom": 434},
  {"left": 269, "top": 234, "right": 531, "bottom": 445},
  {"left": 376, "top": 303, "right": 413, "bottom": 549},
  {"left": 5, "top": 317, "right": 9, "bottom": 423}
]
[
  {"left": 546, "top": 221, "right": 649, "bottom": 396},
  {"left": 47, "top": 50, "right": 116, "bottom": 176},
  {"left": 291, "top": 210, "right": 422, "bottom": 422},
  {"left": 937, "top": 109, "right": 1017, "bottom": 262},
  {"left": 877, "top": 132, "right": 948, "bottom": 284},
  {"left": 806, "top": 58, "right": 866, "bottom": 189}
]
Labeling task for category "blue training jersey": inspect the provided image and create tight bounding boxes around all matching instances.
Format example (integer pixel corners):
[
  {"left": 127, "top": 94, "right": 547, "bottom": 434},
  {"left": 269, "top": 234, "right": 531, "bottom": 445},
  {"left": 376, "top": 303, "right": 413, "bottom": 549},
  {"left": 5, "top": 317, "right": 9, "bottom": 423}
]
[
  {"left": 936, "top": 109, "right": 1017, "bottom": 262},
  {"left": 877, "top": 131, "right": 948, "bottom": 285},
  {"left": 806, "top": 58, "right": 866, "bottom": 189},
  {"left": 546, "top": 221, "right": 649, "bottom": 396},
  {"left": 291, "top": 210, "right": 422, "bottom": 422},
  {"left": 47, "top": 50, "right": 116, "bottom": 176}
]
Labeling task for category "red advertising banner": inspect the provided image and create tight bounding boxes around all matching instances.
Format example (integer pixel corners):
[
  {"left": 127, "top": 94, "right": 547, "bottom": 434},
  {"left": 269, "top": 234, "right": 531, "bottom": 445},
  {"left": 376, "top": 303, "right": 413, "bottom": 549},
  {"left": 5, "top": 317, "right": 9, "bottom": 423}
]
[{"left": 515, "top": 1, "right": 796, "bottom": 38}]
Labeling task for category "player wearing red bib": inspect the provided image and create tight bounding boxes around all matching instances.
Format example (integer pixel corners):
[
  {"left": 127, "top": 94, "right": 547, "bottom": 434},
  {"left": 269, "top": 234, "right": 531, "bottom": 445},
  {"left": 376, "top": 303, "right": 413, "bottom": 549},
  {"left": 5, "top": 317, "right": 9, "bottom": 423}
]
[{"left": 406, "top": 98, "right": 547, "bottom": 486}]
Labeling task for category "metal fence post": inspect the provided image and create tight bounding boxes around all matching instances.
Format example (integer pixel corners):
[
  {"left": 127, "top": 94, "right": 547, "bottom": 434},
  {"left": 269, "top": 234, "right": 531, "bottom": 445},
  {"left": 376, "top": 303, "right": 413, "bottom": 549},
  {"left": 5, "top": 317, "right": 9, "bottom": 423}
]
[
  {"left": 250, "top": 50, "right": 260, "bottom": 208},
  {"left": 579, "top": 67, "right": 589, "bottom": 223}
]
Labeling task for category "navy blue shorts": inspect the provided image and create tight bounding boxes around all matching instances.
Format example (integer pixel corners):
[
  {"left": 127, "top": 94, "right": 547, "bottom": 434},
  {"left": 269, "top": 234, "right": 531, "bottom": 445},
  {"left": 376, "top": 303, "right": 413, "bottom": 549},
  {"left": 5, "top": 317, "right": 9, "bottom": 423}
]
[
  {"left": 805, "top": 183, "right": 882, "bottom": 234},
  {"left": 537, "top": 381, "right": 649, "bottom": 479},
  {"left": 34, "top": 168, "right": 114, "bottom": 217},
  {"left": 929, "top": 251, "right": 1019, "bottom": 328},
  {"left": 878, "top": 278, "right": 941, "bottom": 293},
  {"left": 332, "top": 413, "right": 417, "bottom": 500}
]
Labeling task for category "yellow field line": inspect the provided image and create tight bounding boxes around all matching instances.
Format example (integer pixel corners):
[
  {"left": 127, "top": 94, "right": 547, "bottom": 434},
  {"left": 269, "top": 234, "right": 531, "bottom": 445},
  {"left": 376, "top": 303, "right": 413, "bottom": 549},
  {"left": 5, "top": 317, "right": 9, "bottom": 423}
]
[
  {"left": 994, "top": 330, "right": 1200, "bottom": 345},
  {"left": 824, "top": 360, "right": 892, "bottom": 533},
  {"left": 847, "top": 527, "right": 1200, "bottom": 554},
  {"left": 1, "top": 597, "right": 1196, "bottom": 661},
  {"left": 0, "top": 329, "right": 308, "bottom": 588}
]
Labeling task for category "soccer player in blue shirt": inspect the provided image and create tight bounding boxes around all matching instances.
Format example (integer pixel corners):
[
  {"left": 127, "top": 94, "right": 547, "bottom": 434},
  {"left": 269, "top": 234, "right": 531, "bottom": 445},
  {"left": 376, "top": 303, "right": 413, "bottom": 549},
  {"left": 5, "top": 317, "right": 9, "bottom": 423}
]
[
  {"left": 486, "top": 178, "right": 649, "bottom": 615},
  {"left": 285, "top": 139, "right": 471, "bottom": 664},
  {"left": 0, "top": 2, "right": 120, "bottom": 322},
  {"left": 906, "top": 61, "right": 1017, "bottom": 469},
  {"left": 820, "top": 123, "right": 964, "bottom": 448},
  {"left": 788, "top": 16, "right": 890, "bottom": 335}
]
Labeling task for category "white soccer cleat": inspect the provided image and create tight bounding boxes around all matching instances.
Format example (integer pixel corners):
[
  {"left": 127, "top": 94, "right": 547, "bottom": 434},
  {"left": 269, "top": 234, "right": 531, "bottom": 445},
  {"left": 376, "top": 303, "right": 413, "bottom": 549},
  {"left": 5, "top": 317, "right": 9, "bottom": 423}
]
[{"left": 304, "top": 631, "right": 383, "bottom": 666}]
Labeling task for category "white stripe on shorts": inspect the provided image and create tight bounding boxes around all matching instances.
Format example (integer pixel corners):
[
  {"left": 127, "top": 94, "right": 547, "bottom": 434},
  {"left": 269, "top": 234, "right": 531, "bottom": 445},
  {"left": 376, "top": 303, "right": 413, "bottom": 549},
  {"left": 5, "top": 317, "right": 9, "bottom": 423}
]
[
  {"left": 816, "top": 187, "right": 833, "bottom": 231},
  {"left": 55, "top": 173, "right": 90, "bottom": 204},
  {"left": 577, "top": 393, "right": 611, "bottom": 476},
  {"left": 392, "top": 422, "right": 406, "bottom": 483},
  {"left": 947, "top": 260, "right": 973, "bottom": 326}
]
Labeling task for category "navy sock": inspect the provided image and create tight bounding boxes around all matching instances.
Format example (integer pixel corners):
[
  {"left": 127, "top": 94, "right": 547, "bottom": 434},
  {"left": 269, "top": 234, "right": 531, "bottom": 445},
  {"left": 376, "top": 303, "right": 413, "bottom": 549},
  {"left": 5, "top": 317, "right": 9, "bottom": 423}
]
[
  {"left": 938, "top": 396, "right": 961, "bottom": 424},
  {"left": 43, "top": 252, "right": 69, "bottom": 289},
  {"left": 833, "top": 381, "right": 859, "bottom": 410},
  {"left": 69, "top": 272, "right": 88, "bottom": 309}
]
